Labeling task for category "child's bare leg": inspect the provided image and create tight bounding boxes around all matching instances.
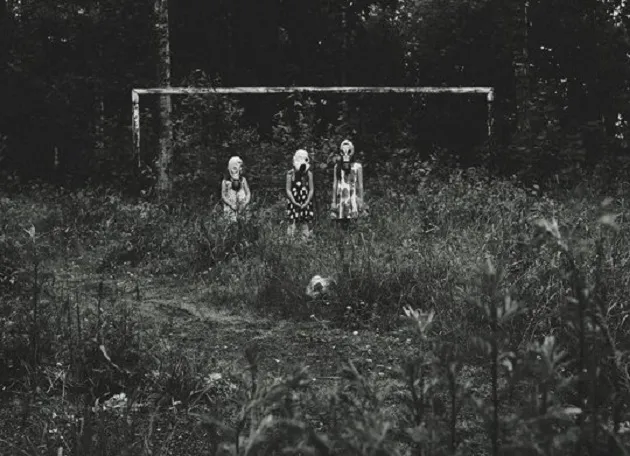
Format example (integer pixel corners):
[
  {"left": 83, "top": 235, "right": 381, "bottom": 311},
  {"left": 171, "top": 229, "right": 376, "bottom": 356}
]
[
  {"left": 287, "top": 222, "right": 296, "bottom": 238},
  {"left": 302, "top": 222, "right": 313, "bottom": 239}
]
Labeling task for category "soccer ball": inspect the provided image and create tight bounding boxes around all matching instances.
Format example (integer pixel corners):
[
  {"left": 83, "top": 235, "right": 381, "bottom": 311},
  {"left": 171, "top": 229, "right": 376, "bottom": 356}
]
[{"left": 306, "top": 275, "right": 335, "bottom": 299}]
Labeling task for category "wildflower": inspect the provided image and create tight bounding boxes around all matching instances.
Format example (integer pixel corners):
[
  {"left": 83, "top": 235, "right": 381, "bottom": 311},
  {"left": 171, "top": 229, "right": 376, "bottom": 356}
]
[
  {"left": 205, "top": 373, "right": 222, "bottom": 383},
  {"left": 94, "top": 393, "right": 129, "bottom": 415},
  {"left": 403, "top": 306, "right": 435, "bottom": 335}
]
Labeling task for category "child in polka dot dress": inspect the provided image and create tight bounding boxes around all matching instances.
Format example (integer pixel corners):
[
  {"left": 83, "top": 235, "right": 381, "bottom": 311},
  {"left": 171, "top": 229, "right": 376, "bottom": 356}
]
[{"left": 286, "top": 149, "right": 314, "bottom": 239}]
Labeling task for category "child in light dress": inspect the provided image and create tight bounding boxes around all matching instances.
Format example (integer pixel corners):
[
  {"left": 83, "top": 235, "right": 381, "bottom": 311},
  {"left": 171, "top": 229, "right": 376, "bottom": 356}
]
[
  {"left": 331, "top": 139, "right": 365, "bottom": 226},
  {"left": 221, "top": 156, "right": 251, "bottom": 222}
]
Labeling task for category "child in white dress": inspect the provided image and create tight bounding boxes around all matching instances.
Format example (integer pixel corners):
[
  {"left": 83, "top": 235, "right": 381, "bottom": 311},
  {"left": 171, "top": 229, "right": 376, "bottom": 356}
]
[
  {"left": 331, "top": 140, "right": 364, "bottom": 225},
  {"left": 221, "top": 156, "right": 251, "bottom": 222}
]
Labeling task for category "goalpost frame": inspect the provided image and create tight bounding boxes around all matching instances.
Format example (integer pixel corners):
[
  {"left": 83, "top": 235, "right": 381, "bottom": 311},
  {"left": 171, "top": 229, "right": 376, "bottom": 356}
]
[{"left": 131, "top": 86, "right": 495, "bottom": 167}]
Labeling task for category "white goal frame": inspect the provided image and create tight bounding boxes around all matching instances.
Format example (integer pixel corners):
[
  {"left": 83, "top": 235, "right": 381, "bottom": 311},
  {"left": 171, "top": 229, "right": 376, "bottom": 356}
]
[{"left": 131, "top": 86, "right": 495, "bottom": 167}]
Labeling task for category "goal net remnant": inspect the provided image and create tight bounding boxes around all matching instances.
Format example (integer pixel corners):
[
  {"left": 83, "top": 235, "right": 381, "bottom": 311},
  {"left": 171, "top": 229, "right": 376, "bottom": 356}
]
[{"left": 131, "top": 86, "right": 495, "bottom": 168}]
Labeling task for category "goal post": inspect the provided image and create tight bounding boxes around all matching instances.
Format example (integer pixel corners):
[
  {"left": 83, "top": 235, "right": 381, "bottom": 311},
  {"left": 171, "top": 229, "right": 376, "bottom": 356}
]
[{"left": 131, "top": 85, "right": 495, "bottom": 172}]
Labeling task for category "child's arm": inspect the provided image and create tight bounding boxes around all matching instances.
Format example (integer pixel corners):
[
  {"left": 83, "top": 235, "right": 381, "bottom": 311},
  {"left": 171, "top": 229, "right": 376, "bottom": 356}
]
[
  {"left": 332, "top": 165, "right": 338, "bottom": 207},
  {"left": 286, "top": 171, "right": 298, "bottom": 206},
  {"left": 242, "top": 177, "right": 251, "bottom": 206},
  {"left": 221, "top": 180, "right": 235, "bottom": 210},
  {"left": 304, "top": 170, "right": 314, "bottom": 208}
]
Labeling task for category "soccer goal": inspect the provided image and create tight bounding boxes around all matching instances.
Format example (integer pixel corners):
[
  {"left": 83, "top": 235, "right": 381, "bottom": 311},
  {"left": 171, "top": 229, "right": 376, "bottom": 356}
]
[{"left": 131, "top": 86, "right": 495, "bottom": 171}]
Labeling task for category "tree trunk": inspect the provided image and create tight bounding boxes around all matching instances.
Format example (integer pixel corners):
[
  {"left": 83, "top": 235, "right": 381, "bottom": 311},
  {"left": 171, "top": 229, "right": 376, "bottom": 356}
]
[
  {"left": 514, "top": 0, "right": 530, "bottom": 133},
  {"left": 92, "top": 2, "right": 105, "bottom": 160},
  {"left": 155, "top": 0, "right": 173, "bottom": 198},
  {"left": 94, "top": 95, "right": 105, "bottom": 153},
  {"left": 341, "top": 6, "right": 349, "bottom": 122},
  {"left": 1, "top": 0, "right": 9, "bottom": 72}
]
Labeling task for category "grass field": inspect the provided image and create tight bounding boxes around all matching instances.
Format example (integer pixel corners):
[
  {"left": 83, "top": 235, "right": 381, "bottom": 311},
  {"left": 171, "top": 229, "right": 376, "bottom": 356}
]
[{"left": 1, "top": 166, "right": 629, "bottom": 455}]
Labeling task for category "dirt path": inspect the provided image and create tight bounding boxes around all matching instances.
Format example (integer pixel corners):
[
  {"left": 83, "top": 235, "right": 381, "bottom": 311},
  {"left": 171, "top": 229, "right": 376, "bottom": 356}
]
[
  {"left": 0, "top": 271, "right": 488, "bottom": 456},
  {"left": 134, "top": 275, "right": 410, "bottom": 381},
  {"left": 48, "top": 256, "right": 414, "bottom": 381},
  {"left": 130, "top": 277, "right": 487, "bottom": 454}
]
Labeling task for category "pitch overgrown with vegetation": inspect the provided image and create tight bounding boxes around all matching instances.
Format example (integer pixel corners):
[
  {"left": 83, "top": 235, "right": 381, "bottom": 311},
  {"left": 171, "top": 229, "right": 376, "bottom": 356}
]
[
  {"left": 3, "top": 0, "right": 630, "bottom": 454},
  {"left": 1, "top": 162, "right": 629, "bottom": 456}
]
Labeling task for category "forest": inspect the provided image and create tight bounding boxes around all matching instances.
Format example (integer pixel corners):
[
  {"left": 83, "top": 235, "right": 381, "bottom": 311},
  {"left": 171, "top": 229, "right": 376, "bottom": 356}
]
[
  {"left": 2, "top": 0, "right": 630, "bottom": 189},
  {"left": 1, "top": 0, "right": 630, "bottom": 455}
]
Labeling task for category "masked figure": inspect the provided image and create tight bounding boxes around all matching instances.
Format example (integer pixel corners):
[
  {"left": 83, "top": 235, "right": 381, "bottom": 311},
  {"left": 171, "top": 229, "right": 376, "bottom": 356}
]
[
  {"left": 221, "top": 156, "right": 251, "bottom": 222},
  {"left": 331, "top": 140, "right": 364, "bottom": 221},
  {"left": 286, "top": 149, "right": 315, "bottom": 238}
]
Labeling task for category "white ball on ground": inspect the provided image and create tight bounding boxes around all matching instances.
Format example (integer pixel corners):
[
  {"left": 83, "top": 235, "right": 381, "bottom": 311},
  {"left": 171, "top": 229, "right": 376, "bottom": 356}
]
[{"left": 306, "top": 275, "right": 335, "bottom": 298}]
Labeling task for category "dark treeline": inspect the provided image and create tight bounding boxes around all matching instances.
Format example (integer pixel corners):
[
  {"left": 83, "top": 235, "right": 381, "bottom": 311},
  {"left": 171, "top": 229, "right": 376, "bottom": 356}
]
[{"left": 1, "top": 0, "right": 629, "bottom": 188}]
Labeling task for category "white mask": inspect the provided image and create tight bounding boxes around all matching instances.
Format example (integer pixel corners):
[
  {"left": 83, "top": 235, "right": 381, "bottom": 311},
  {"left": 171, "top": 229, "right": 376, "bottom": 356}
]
[
  {"left": 340, "top": 140, "right": 354, "bottom": 163},
  {"left": 228, "top": 156, "right": 242, "bottom": 181},
  {"left": 293, "top": 149, "right": 310, "bottom": 173}
]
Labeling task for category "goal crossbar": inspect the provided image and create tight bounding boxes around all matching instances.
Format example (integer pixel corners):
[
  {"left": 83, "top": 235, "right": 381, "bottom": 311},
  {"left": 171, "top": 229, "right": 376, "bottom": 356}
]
[{"left": 132, "top": 86, "right": 495, "bottom": 167}]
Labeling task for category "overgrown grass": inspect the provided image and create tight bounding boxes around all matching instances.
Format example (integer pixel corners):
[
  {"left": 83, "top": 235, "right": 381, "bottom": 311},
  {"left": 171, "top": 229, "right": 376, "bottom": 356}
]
[{"left": 0, "top": 166, "right": 629, "bottom": 455}]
